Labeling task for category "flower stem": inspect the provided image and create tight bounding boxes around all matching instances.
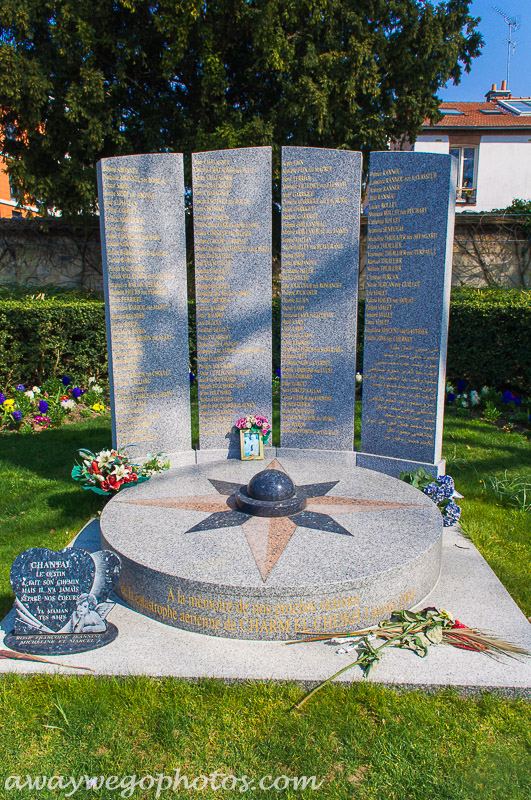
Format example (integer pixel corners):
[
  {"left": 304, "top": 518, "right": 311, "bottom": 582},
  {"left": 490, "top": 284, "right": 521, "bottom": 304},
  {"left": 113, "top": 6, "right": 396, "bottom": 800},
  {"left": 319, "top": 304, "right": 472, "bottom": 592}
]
[{"left": 292, "top": 630, "right": 410, "bottom": 711}]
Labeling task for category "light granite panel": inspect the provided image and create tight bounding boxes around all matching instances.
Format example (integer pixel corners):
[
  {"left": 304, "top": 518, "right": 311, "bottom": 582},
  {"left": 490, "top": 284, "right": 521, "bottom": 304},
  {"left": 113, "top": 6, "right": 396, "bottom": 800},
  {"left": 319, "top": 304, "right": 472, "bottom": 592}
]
[
  {"left": 360, "top": 152, "right": 457, "bottom": 465},
  {"left": 97, "top": 154, "right": 191, "bottom": 459},
  {"left": 280, "top": 147, "right": 362, "bottom": 450},
  {"left": 192, "top": 147, "right": 272, "bottom": 452}
]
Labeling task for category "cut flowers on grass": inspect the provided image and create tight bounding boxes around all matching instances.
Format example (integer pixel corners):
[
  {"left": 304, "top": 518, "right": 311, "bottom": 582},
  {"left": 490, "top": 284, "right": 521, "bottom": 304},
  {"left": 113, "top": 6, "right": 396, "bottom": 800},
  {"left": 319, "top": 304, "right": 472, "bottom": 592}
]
[
  {"left": 288, "top": 607, "right": 529, "bottom": 709},
  {"left": 72, "top": 448, "right": 170, "bottom": 495}
]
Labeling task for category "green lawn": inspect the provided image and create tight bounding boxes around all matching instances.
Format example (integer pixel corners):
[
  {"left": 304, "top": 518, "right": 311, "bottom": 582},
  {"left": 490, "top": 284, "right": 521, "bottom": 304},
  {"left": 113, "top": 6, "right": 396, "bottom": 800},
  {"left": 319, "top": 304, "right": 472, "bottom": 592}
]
[
  {"left": 442, "top": 412, "right": 531, "bottom": 616},
  {"left": 0, "top": 412, "right": 530, "bottom": 799},
  {"left": 1, "top": 677, "right": 530, "bottom": 800}
]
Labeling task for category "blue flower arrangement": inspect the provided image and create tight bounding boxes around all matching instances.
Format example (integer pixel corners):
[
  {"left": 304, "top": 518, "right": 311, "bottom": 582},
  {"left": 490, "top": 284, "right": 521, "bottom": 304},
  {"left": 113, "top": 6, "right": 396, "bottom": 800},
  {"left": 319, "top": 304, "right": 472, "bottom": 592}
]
[{"left": 400, "top": 468, "right": 462, "bottom": 527}]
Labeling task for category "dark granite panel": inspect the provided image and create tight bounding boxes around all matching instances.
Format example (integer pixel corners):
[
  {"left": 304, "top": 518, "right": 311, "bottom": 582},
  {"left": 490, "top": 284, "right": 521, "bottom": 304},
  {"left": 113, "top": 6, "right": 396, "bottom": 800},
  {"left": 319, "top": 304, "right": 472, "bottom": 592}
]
[
  {"left": 299, "top": 481, "right": 339, "bottom": 497},
  {"left": 5, "top": 624, "right": 118, "bottom": 656},
  {"left": 290, "top": 510, "right": 352, "bottom": 537},
  {"left": 192, "top": 148, "right": 272, "bottom": 452},
  {"left": 11, "top": 548, "right": 95, "bottom": 634},
  {"left": 97, "top": 154, "right": 191, "bottom": 459},
  {"left": 185, "top": 510, "right": 251, "bottom": 533},
  {"left": 280, "top": 146, "right": 362, "bottom": 450},
  {"left": 360, "top": 152, "right": 456, "bottom": 465},
  {"left": 8, "top": 547, "right": 121, "bottom": 653}
]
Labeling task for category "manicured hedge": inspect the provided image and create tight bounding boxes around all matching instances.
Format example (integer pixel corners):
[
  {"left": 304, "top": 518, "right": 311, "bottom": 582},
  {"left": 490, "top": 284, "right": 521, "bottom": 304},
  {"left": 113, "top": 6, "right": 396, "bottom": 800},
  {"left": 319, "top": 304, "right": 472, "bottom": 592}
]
[
  {"left": 0, "top": 288, "right": 107, "bottom": 384},
  {"left": 1, "top": 286, "right": 529, "bottom": 394},
  {"left": 446, "top": 287, "right": 530, "bottom": 394}
]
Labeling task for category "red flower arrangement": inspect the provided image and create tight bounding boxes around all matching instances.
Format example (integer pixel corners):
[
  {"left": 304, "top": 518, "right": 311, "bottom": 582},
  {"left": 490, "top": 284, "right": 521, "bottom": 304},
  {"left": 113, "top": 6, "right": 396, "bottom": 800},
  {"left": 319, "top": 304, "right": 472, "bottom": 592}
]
[{"left": 71, "top": 448, "right": 147, "bottom": 495}]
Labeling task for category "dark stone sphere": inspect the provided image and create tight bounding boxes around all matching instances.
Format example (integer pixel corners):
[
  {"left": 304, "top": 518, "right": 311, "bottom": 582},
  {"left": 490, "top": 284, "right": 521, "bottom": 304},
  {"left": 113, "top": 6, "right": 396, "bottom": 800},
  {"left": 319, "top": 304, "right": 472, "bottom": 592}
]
[{"left": 247, "top": 470, "right": 295, "bottom": 501}]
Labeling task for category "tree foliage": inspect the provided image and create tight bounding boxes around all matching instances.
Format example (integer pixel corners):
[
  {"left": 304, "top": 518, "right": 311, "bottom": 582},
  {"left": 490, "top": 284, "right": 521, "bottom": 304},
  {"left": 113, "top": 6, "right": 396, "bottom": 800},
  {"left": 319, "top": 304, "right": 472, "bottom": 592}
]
[{"left": 0, "top": 0, "right": 483, "bottom": 216}]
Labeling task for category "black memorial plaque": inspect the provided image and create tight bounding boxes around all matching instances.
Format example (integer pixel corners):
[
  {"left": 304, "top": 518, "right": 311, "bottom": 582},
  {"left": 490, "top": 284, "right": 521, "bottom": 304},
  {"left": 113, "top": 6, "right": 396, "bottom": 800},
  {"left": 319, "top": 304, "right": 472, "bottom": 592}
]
[{"left": 6, "top": 547, "right": 121, "bottom": 655}]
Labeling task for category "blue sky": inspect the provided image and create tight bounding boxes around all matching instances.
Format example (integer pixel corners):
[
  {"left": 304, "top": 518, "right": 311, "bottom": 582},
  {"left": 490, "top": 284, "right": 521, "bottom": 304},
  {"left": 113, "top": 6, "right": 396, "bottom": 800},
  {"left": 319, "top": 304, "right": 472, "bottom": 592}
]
[{"left": 439, "top": 0, "right": 530, "bottom": 101}]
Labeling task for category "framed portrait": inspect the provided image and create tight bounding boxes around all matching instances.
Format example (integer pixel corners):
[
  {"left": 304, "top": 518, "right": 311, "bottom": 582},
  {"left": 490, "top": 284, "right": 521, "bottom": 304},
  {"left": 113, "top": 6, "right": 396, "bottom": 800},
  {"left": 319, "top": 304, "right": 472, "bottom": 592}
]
[{"left": 240, "top": 429, "right": 264, "bottom": 461}]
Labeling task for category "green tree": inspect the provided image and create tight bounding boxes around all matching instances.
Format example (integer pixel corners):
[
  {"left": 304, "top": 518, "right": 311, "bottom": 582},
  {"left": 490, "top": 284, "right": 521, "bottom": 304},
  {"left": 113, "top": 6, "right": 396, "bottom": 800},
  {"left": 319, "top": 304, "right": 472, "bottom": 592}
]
[{"left": 0, "top": 0, "right": 482, "bottom": 216}]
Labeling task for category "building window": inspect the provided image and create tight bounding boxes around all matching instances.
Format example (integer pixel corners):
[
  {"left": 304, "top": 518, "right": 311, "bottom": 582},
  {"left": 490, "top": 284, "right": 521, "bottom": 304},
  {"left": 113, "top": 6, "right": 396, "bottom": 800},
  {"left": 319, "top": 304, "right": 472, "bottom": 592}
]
[
  {"left": 498, "top": 100, "right": 531, "bottom": 115},
  {"left": 449, "top": 146, "right": 477, "bottom": 203}
]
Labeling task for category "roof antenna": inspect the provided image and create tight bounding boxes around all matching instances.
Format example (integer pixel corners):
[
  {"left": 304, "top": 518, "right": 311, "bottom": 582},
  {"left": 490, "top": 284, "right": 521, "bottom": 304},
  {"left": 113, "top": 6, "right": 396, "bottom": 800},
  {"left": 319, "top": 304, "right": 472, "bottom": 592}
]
[{"left": 492, "top": 6, "right": 520, "bottom": 88}]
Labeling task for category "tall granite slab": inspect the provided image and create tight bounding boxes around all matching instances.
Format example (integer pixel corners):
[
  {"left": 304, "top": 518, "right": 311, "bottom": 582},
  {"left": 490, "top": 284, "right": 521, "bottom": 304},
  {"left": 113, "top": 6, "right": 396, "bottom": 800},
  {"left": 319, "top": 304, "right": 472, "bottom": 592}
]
[
  {"left": 192, "top": 147, "right": 272, "bottom": 452},
  {"left": 358, "top": 151, "right": 457, "bottom": 477},
  {"left": 280, "top": 146, "right": 362, "bottom": 450},
  {"left": 97, "top": 154, "right": 192, "bottom": 460}
]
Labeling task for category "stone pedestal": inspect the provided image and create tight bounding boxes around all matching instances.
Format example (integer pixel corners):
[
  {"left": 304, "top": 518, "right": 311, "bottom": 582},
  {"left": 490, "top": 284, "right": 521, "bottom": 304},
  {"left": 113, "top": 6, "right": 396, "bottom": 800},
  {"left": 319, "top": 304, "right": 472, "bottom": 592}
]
[{"left": 100, "top": 457, "right": 442, "bottom": 641}]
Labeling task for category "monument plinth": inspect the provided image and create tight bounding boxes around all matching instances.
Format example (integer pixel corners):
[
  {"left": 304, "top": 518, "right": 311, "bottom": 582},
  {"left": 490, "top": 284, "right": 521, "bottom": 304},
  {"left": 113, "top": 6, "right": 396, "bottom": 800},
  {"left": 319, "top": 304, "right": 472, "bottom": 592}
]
[
  {"left": 94, "top": 145, "right": 456, "bottom": 643},
  {"left": 100, "top": 458, "right": 442, "bottom": 641}
]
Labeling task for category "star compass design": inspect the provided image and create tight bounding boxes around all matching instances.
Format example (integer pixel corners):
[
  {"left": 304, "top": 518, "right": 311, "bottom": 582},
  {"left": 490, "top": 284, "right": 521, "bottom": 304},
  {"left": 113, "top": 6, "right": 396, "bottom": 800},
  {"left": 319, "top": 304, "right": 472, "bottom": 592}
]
[{"left": 117, "top": 459, "right": 422, "bottom": 582}]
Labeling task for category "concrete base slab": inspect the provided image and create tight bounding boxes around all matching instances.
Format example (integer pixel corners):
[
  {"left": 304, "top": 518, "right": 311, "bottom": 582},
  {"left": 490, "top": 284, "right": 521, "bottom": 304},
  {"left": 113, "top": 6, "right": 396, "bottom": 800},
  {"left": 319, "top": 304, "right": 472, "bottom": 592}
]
[
  {"left": 276, "top": 448, "right": 357, "bottom": 466},
  {"left": 1, "top": 520, "right": 530, "bottom": 695},
  {"left": 356, "top": 453, "right": 446, "bottom": 479},
  {"left": 195, "top": 447, "right": 276, "bottom": 464}
]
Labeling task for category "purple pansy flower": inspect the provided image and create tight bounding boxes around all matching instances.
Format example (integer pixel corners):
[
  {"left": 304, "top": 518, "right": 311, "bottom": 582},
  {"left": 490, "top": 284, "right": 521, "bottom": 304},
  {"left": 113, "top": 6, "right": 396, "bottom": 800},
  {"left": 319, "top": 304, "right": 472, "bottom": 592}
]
[
  {"left": 0, "top": 394, "right": 5, "bottom": 404},
  {"left": 39, "top": 399, "right": 49, "bottom": 412},
  {"left": 62, "top": 375, "right": 70, "bottom": 386},
  {"left": 502, "top": 391, "right": 513, "bottom": 403},
  {"left": 72, "top": 387, "right": 82, "bottom": 399},
  {"left": 12, "top": 410, "right": 22, "bottom": 422},
  {"left": 16, "top": 384, "right": 25, "bottom": 392}
]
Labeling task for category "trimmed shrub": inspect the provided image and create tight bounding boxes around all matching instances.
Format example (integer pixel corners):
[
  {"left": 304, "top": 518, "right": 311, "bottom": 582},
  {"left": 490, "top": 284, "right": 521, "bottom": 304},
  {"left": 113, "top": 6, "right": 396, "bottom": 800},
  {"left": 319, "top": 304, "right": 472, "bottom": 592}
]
[
  {"left": 447, "top": 287, "right": 530, "bottom": 394},
  {"left": 0, "top": 288, "right": 107, "bottom": 384},
  {"left": 1, "top": 286, "right": 529, "bottom": 395}
]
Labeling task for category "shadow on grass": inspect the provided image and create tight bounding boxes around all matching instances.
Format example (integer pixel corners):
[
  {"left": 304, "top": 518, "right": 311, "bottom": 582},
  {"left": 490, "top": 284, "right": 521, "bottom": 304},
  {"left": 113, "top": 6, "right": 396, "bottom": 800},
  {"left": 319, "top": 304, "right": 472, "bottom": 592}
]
[
  {"left": 0, "top": 591, "right": 14, "bottom": 622},
  {"left": 443, "top": 415, "right": 531, "bottom": 476},
  {"left": 0, "top": 418, "right": 113, "bottom": 482}
]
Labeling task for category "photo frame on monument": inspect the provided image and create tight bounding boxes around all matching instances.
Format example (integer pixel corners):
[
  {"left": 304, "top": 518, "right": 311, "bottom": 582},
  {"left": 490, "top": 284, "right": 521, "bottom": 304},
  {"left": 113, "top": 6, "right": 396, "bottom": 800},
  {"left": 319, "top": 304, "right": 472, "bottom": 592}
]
[{"left": 240, "top": 430, "right": 264, "bottom": 460}]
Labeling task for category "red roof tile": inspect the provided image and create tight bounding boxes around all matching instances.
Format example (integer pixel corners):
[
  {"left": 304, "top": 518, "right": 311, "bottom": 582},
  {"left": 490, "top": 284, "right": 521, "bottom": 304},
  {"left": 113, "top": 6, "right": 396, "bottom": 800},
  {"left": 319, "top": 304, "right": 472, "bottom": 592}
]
[{"left": 423, "top": 101, "right": 531, "bottom": 128}]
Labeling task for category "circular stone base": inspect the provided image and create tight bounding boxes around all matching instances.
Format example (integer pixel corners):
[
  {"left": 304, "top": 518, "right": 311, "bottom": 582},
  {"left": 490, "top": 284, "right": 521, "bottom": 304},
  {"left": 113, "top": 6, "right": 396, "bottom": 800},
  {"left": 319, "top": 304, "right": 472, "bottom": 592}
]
[
  {"left": 4, "top": 623, "right": 118, "bottom": 655},
  {"left": 100, "top": 458, "right": 443, "bottom": 641}
]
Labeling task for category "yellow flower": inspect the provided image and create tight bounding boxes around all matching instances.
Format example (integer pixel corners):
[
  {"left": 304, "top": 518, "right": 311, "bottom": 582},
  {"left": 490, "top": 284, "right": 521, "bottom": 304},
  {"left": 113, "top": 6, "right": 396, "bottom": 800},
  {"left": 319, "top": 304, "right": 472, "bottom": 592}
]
[
  {"left": 92, "top": 402, "right": 105, "bottom": 413},
  {"left": 3, "top": 399, "right": 15, "bottom": 411}
]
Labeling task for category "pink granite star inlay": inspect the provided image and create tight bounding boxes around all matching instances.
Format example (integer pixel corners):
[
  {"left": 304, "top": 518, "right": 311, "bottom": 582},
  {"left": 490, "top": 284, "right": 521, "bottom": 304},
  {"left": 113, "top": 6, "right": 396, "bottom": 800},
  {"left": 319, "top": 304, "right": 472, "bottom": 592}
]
[{"left": 117, "top": 459, "right": 423, "bottom": 582}]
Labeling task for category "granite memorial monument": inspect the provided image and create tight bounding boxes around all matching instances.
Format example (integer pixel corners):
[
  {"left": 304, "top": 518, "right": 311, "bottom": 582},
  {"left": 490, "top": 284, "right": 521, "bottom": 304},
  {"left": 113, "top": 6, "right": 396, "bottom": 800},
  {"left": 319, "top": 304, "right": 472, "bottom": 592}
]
[{"left": 5, "top": 547, "right": 121, "bottom": 655}]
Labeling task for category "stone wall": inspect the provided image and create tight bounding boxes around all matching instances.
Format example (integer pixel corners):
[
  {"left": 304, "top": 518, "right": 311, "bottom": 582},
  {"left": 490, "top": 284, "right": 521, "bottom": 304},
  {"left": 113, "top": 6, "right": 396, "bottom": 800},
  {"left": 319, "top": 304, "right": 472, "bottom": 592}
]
[
  {"left": 0, "top": 214, "right": 529, "bottom": 295},
  {"left": 0, "top": 219, "right": 103, "bottom": 292}
]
